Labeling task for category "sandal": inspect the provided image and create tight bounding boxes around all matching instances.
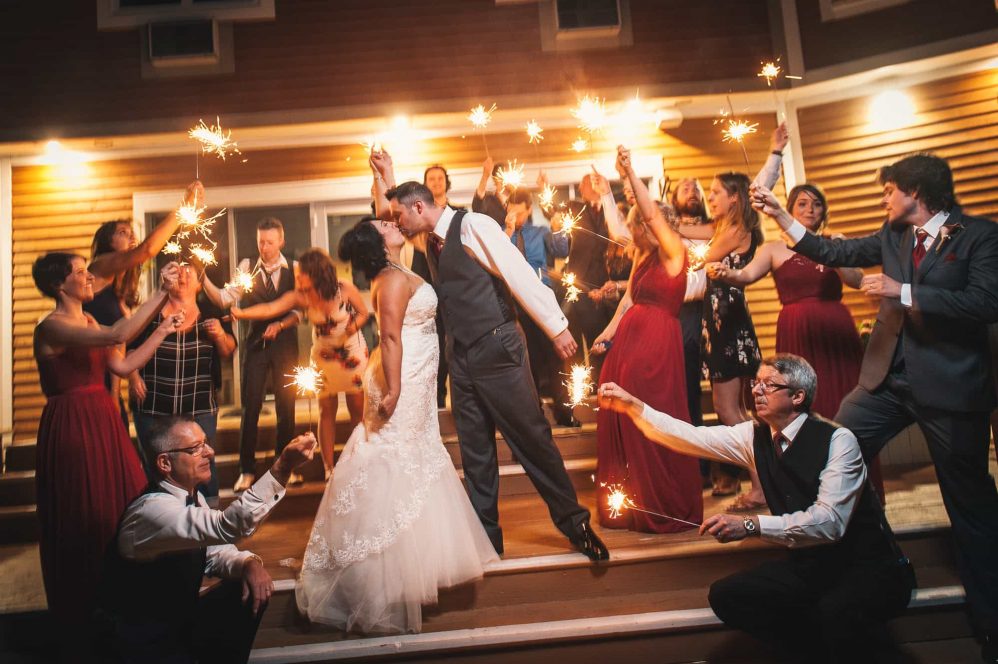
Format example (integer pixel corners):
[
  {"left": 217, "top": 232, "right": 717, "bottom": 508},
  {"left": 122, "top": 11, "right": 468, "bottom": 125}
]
[
  {"left": 711, "top": 475, "right": 741, "bottom": 497},
  {"left": 726, "top": 492, "right": 767, "bottom": 513}
]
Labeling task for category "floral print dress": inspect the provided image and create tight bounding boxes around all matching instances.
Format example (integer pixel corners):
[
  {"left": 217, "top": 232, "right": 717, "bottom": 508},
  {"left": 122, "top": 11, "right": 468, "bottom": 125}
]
[
  {"left": 311, "top": 297, "right": 368, "bottom": 394},
  {"left": 701, "top": 237, "right": 762, "bottom": 381}
]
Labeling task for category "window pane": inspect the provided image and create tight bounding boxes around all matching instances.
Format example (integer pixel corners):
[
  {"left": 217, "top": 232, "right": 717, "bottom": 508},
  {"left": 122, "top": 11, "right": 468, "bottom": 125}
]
[{"left": 556, "top": 0, "right": 620, "bottom": 30}]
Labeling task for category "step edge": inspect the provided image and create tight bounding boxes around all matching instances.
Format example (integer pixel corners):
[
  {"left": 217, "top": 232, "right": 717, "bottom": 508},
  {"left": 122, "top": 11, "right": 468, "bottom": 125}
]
[{"left": 248, "top": 586, "right": 966, "bottom": 663}]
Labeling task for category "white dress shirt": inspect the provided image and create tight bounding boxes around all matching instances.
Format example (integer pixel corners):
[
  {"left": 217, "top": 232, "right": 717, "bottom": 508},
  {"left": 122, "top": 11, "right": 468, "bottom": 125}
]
[
  {"left": 116, "top": 472, "right": 286, "bottom": 579},
  {"left": 632, "top": 406, "right": 867, "bottom": 548},
  {"left": 219, "top": 253, "right": 295, "bottom": 306},
  {"left": 785, "top": 211, "right": 949, "bottom": 308},
  {"left": 432, "top": 207, "right": 569, "bottom": 338}
]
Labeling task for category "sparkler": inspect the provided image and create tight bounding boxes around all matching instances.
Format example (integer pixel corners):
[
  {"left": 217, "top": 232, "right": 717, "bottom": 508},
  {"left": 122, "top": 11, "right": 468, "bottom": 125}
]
[
  {"left": 599, "top": 482, "right": 702, "bottom": 527},
  {"left": 538, "top": 184, "right": 558, "bottom": 211},
  {"left": 571, "top": 137, "right": 589, "bottom": 154},
  {"left": 564, "top": 363, "right": 595, "bottom": 409},
  {"left": 468, "top": 103, "right": 497, "bottom": 157},
  {"left": 756, "top": 58, "right": 802, "bottom": 87},
  {"left": 526, "top": 120, "right": 544, "bottom": 144},
  {"left": 557, "top": 206, "right": 627, "bottom": 248},
  {"left": 189, "top": 117, "right": 241, "bottom": 161},
  {"left": 571, "top": 95, "right": 607, "bottom": 134},
  {"left": 163, "top": 241, "right": 182, "bottom": 255},
  {"left": 224, "top": 267, "right": 256, "bottom": 293},
  {"left": 495, "top": 160, "right": 525, "bottom": 191},
  {"left": 176, "top": 204, "right": 225, "bottom": 241},
  {"left": 687, "top": 241, "right": 711, "bottom": 273},
  {"left": 562, "top": 271, "right": 583, "bottom": 303},
  {"left": 721, "top": 120, "right": 759, "bottom": 144},
  {"left": 285, "top": 362, "right": 325, "bottom": 434},
  {"left": 188, "top": 244, "right": 217, "bottom": 267}
]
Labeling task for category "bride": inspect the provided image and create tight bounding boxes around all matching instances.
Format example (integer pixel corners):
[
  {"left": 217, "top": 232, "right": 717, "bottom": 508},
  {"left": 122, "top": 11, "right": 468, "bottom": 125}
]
[{"left": 296, "top": 216, "right": 498, "bottom": 634}]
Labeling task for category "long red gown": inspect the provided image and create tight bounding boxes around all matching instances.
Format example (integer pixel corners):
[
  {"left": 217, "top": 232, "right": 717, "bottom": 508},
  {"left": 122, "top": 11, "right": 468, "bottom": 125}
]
[
  {"left": 772, "top": 253, "right": 884, "bottom": 498},
  {"left": 596, "top": 253, "right": 703, "bottom": 532},
  {"left": 35, "top": 344, "right": 146, "bottom": 627}
]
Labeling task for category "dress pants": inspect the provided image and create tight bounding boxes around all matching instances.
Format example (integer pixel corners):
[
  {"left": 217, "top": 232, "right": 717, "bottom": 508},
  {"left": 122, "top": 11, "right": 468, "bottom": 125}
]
[
  {"left": 238, "top": 341, "right": 297, "bottom": 474},
  {"left": 447, "top": 320, "right": 590, "bottom": 554},
  {"left": 709, "top": 556, "right": 913, "bottom": 663},
  {"left": 837, "top": 373, "right": 998, "bottom": 632}
]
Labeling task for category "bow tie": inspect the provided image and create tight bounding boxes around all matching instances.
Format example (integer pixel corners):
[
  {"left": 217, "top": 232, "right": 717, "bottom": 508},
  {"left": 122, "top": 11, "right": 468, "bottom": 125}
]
[{"left": 185, "top": 494, "right": 197, "bottom": 506}]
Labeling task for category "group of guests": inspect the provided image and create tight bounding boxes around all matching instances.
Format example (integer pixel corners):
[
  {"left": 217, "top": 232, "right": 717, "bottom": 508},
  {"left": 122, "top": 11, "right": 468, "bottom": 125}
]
[{"left": 28, "top": 133, "right": 998, "bottom": 662}]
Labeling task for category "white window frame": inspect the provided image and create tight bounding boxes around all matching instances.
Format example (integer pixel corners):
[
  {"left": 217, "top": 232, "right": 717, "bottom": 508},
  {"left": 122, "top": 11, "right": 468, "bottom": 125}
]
[
  {"left": 539, "top": 0, "right": 633, "bottom": 52},
  {"left": 97, "top": 0, "right": 275, "bottom": 31},
  {"left": 818, "top": 0, "right": 910, "bottom": 22}
]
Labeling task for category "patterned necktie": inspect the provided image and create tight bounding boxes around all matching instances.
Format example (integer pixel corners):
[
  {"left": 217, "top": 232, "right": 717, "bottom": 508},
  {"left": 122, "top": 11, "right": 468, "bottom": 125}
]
[
  {"left": 428, "top": 234, "right": 444, "bottom": 261},
  {"left": 912, "top": 228, "right": 928, "bottom": 269},
  {"left": 262, "top": 266, "right": 277, "bottom": 297},
  {"left": 774, "top": 432, "right": 788, "bottom": 458}
]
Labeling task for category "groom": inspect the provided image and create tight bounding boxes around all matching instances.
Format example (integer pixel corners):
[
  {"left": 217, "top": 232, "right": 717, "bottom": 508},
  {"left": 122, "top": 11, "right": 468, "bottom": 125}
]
[{"left": 386, "top": 182, "right": 608, "bottom": 562}]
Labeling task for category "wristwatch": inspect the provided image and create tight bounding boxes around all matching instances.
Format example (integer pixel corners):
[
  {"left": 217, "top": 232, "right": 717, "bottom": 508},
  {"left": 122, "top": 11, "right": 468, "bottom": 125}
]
[{"left": 743, "top": 517, "right": 757, "bottom": 535}]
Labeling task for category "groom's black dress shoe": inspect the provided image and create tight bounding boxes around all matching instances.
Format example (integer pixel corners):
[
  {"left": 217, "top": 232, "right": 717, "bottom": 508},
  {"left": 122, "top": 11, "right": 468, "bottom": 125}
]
[{"left": 572, "top": 521, "right": 609, "bottom": 562}]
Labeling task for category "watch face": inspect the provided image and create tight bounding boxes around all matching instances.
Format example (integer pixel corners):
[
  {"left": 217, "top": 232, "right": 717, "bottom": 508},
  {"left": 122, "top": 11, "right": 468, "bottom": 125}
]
[{"left": 743, "top": 518, "right": 756, "bottom": 532}]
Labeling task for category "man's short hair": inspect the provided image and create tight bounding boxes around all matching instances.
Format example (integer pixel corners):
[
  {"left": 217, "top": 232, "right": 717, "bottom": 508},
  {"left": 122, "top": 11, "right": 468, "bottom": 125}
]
[
  {"left": 761, "top": 353, "right": 818, "bottom": 412},
  {"left": 145, "top": 415, "right": 197, "bottom": 456},
  {"left": 877, "top": 153, "right": 956, "bottom": 215},
  {"left": 385, "top": 181, "right": 435, "bottom": 208},
  {"left": 423, "top": 164, "right": 451, "bottom": 191},
  {"left": 507, "top": 189, "right": 533, "bottom": 208},
  {"left": 257, "top": 217, "right": 285, "bottom": 234}
]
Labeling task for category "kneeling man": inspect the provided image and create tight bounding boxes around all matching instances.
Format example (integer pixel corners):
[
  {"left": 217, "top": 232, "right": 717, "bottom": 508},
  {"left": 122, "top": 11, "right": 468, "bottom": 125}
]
[{"left": 599, "top": 354, "right": 914, "bottom": 661}]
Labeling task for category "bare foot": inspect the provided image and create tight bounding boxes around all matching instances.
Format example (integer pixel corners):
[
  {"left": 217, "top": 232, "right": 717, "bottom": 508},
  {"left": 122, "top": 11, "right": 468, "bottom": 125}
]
[{"left": 726, "top": 490, "right": 767, "bottom": 513}]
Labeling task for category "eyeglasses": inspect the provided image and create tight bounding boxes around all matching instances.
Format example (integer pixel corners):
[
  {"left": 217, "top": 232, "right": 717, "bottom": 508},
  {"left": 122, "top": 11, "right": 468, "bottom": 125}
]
[
  {"left": 750, "top": 379, "right": 792, "bottom": 394},
  {"left": 164, "top": 439, "right": 212, "bottom": 457}
]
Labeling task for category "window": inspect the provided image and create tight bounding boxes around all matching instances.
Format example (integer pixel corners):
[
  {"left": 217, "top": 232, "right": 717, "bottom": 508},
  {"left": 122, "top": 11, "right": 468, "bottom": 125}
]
[
  {"left": 818, "top": 0, "right": 910, "bottom": 22},
  {"left": 538, "top": 0, "right": 632, "bottom": 52},
  {"left": 97, "top": 0, "right": 275, "bottom": 29}
]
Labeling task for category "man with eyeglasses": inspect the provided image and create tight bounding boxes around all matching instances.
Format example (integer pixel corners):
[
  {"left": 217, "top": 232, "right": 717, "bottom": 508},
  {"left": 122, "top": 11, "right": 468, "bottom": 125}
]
[
  {"left": 96, "top": 415, "right": 316, "bottom": 663},
  {"left": 598, "top": 354, "right": 914, "bottom": 662}
]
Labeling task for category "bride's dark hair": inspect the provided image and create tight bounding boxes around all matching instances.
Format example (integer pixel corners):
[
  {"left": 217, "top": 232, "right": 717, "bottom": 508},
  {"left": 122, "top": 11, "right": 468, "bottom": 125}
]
[{"left": 338, "top": 217, "right": 390, "bottom": 281}]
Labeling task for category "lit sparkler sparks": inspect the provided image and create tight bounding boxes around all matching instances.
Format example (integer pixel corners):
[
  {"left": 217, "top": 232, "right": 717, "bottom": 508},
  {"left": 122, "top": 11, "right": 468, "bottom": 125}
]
[
  {"left": 467, "top": 103, "right": 497, "bottom": 129},
  {"left": 571, "top": 95, "right": 607, "bottom": 134},
  {"left": 495, "top": 160, "right": 525, "bottom": 191},
  {"left": 758, "top": 61, "right": 782, "bottom": 87},
  {"left": 562, "top": 271, "right": 583, "bottom": 303},
  {"left": 538, "top": 184, "right": 557, "bottom": 211},
  {"left": 526, "top": 120, "right": 544, "bottom": 144},
  {"left": 188, "top": 117, "right": 241, "bottom": 161},
  {"left": 564, "top": 363, "right": 595, "bottom": 409},
  {"left": 721, "top": 119, "right": 759, "bottom": 144},
  {"left": 162, "top": 241, "right": 182, "bottom": 256},
  {"left": 360, "top": 137, "right": 384, "bottom": 155},
  {"left": 571, "top": 137, "right": 589, "bottom": 154},
  {"left": 558, "top": 208, "right": 584, "bottom": 236},
  {"left": 285, "top": 362, "right": 324, "bottom": 434},
  {"left": 188, "top": 244, "right": 217, "bottom": 266},
  {"left": 598, "top": 482, "right": 702, "bottom": 527},
  {"left": 176, "top": 204, "right": 225, "bottom": 241},
  {"left": 687, "top": 242, "right": 711, "bottom": 273},
  {"left": 224, "top": 267, "right": 256, "bottom": 293}
]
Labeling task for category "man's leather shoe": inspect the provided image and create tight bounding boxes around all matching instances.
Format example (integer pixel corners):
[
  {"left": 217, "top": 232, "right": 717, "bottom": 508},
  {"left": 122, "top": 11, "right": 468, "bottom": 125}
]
[{"left": 572, "top": 521, "right": 609, "bottom": 562}]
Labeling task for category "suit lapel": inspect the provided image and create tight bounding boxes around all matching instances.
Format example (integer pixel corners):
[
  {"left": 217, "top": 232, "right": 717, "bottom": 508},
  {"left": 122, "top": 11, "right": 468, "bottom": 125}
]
[
  {"left": 898, "top": 225, "right": 914, "bottom": 283},
  {"left": 917, "top": 209, "right": 963, "bottom": 282}
]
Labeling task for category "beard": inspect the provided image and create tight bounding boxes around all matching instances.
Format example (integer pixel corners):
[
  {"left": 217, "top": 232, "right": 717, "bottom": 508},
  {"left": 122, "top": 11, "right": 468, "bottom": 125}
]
[{"left": 676, "top": 198, "right": 707, "bottom": 220}]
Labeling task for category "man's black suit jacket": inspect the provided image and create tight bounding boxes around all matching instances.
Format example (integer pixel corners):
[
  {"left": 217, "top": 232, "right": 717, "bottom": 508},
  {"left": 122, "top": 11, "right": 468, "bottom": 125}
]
[{"left": 793, "top": 207, "right": 998, "bottom": 412}]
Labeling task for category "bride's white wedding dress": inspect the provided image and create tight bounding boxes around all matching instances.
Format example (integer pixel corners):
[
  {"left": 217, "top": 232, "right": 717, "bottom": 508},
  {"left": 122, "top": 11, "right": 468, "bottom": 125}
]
[{"left": 296, "top": 278, "right": 498, "bottom": 633}]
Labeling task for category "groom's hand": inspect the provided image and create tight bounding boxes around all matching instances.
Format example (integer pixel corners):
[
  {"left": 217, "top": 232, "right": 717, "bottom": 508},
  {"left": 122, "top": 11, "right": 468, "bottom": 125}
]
[{"left": 552, "top": 329, "right": 578, "bottom": 359}]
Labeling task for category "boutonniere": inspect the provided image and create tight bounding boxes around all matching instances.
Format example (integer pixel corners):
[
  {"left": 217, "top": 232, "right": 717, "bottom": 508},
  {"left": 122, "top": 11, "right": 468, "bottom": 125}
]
[{"left": 936, "top": 222, "right": 965, "bottom": 254}]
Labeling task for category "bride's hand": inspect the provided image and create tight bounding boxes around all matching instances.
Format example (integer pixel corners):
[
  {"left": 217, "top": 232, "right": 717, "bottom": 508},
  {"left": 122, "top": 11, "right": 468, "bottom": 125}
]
[{"left": 378, "top": 391, "right": 400, "bottom": 420}]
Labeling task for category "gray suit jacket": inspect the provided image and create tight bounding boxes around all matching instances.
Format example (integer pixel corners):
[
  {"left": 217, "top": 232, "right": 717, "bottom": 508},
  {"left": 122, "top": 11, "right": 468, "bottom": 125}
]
[{"left": 793, "top": 207, "right": 998, "bottom": 412}]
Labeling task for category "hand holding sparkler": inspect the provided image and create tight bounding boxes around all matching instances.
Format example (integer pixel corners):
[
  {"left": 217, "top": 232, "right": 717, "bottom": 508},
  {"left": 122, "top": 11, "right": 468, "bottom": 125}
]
[
  {"left": 770, "top": 121, "right": 789, "bottom": 154},
  {"left": 160, "top": 262, "right": 182, "bottom": 291},
  {"left": 271, "top": 431, "right": 318, "bottom": 487},
  {"left": 705, "top": 261, "right": 732, "bottom": 281},
  {"left": 700, "top": 513, "right": 757, "bottom": 543},
  {"left": 183, "top": 179, "right": 205, "bottom": 208},
  {"left": 749, "top": 183, "right": 791, "bottom": 226},
  {"left": 157, "top": 309, "right": 186, "bottom": 335}
]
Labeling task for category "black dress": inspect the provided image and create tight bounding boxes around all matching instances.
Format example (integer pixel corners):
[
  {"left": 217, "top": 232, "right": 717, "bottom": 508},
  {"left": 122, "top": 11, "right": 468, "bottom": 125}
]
[{"left": 702, "top": 238, "right": 762, "bottom": 381}]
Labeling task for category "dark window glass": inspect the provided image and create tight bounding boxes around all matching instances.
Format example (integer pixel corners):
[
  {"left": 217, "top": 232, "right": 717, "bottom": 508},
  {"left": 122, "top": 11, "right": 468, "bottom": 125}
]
[{"left": 556, "top": 0, "right": 620, "bottom": 30}]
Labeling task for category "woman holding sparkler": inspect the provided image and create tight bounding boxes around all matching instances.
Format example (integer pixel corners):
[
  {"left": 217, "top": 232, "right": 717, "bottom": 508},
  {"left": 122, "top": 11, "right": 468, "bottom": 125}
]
[
  {"left": 31, "top": 253, "right": 184, "bottom": 643},
  {"left": 707, "top": 183, "right": 884, "bottom": 501},
  {"left": 85, "top": 180, "right": 204, "bottom": 424},
  {"left": 590, "top": 146, "right": 703, "bottom": 533},
  {"left": 130, "top": 264, "right": 237, "bottom": 502},
  {"left": 231, "top": 248, "right": 369, "bottom": 479},
  {"left": 296, "top": 218, "right": 497, "bottom": 634}
]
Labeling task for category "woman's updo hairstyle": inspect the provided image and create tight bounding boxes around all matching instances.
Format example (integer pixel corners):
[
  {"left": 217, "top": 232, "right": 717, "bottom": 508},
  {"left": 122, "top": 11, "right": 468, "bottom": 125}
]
[
  {"left": 32, "top": 252, "right": 83, "bottom": 299},
  {"left": 338, "top": 217, "right": 389, "bottom": 281}
]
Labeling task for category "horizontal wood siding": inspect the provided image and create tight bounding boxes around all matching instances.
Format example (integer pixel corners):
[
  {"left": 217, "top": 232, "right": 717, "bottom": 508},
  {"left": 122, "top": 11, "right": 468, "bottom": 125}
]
[
  {"left": 795, "top": 68, "right": 998, "bottom": 341},
  {"left": 0, "top": 0, "right": 774, "bottom": 140},
  {"left": 10, "top": 115, "right": 780, "bottom": 441}
]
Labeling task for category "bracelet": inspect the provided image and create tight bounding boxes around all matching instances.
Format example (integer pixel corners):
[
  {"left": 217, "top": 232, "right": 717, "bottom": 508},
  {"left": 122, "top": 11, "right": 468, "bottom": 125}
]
[{"left": 771, "top": 150, "right": 784, "bottom": 157}]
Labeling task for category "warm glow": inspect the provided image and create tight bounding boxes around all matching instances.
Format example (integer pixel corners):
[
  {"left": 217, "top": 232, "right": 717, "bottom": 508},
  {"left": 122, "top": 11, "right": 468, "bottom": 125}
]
[
  {"left": 42, "top": 140, "right": 92, "bottom": 179},
  {"left": 868, "top": 90, "right": 916, "bottom": 132}
]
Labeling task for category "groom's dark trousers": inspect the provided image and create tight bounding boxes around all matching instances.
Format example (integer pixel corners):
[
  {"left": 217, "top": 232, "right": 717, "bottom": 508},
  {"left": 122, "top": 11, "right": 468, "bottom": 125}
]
[
  {"left": 792, "top": 207, "right": 998, "bottom": 633},
  {"left": 429, "top": 210, "right": 590, "bottom": 554}
]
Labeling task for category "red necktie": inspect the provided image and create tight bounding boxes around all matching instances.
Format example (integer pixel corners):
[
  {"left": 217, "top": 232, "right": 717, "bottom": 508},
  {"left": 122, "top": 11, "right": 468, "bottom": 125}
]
[
  {"left": 774, "top": 433, "right": 788, "bottom": 458},
  {"left": 912, "top": 229, "right": 928, "bottom": 269},
  {"left": 428, "top": 234, "right": 444, "bottom": 261}
]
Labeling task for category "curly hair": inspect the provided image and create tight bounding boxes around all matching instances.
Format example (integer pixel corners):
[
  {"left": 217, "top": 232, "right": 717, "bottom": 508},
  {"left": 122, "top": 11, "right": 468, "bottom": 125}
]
[
  {"left": 877, "top": 153, "right": 956, "bottom": 214},
  {"left": 713, "top": 172, "right": 763, "bottom": 248},
  {"left": 33, "top": 252, "right": 84, "bottom": 299},
  {"left": 91, "top": 220, "right": 141, "bottom": 308},
  {"left": 338, "top": 218, "right": 390, "bottom": 281},
  {"left": 297, "top": 248, "right": 340, "bottom": 301}
]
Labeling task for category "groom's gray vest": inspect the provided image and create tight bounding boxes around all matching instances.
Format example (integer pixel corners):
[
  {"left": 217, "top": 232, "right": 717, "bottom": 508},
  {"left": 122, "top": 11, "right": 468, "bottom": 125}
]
[{"left": 431, "top": 210, "right": 516, "bottom": 347}]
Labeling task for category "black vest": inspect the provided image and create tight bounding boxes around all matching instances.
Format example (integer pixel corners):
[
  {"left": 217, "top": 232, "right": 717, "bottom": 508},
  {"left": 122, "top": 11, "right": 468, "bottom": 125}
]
[
  {"left": 429, "top": 210, "right": 516, "bottom": 347},
  {"left": 754, "top": 415, "right": 901, "bottom": 567},
  {"left": 98, "top": 484, "right": 207, "bottom": 652},
  {"left": 240, "top": 261, "right": 298, "bottom": 351}
]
